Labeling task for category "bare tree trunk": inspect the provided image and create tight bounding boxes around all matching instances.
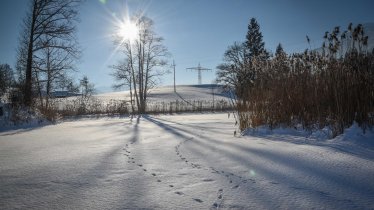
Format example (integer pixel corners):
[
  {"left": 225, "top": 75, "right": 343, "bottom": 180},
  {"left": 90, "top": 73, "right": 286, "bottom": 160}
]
[
  {"left": 129, "top": 77, "right": 134, "bottom": 114},
  {"left": 46, "top": 48, "right": 52, "bottom": 110},
  {"left": 129, "top": 47, "right": 140, "bottom": 112},
  {"left": 24, "top": 0, "right": 38, "bottom": 107},
  {"left": 138, "top": 40, "right": 145, "bottom": 113},
  {"left": 35, "top": 70, "right": 43, "bottom": 108}
]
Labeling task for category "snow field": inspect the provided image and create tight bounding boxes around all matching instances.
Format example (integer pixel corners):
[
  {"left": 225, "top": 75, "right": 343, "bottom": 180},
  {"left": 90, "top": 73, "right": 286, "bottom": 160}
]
[{"left": 0, "top": 113, "right": 373, "bottom": 209}]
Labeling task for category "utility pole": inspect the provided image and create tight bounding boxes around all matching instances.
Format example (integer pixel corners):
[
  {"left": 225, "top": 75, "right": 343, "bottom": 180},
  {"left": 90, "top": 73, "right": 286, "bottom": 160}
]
[
  {"left": 173, "top": 60, "right": 176, "bottom": 92},
  {"left": 211, "top": 83, "right": 215, "bottom": 111},
  {"left": 186, "top": 63, "right": 212, "bottom": 85}
]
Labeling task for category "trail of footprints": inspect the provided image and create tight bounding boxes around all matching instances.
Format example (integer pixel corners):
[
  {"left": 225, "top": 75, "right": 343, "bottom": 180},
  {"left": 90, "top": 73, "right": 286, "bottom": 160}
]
[
  {"left": 174, "top": 137, "right": 279, "bottom": 209},
  {"left": 123, "top": 143, "right": 164, "bottom": 182},
  {"left": 122, "top": 141, "right": 206, "bottom": 205},
  {"left": 175, "top": 138, "right": 228, "bottom": 208},
  {"left": 123, "top": 136, "right": 276, "bottom": 209}
]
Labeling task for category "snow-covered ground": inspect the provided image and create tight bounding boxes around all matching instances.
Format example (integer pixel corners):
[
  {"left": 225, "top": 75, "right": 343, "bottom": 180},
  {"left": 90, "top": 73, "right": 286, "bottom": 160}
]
[
  {"left": 1, "top": 113, "right": 373, "bottom": 209},
  {"left": 95, "top": 84, "right": 231, "bottom": 103}
]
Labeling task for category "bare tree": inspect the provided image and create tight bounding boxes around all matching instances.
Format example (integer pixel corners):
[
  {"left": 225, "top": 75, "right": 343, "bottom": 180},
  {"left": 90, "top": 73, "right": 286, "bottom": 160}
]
[
  {"left": 0, "top": 64, "right": 14, "bottom": 99},
  {"left": 110, "top": 59, "right": 135, "bottom": 113},
  {"left": 80, "top": 76, "right": 95, "bottom": 100},
  {"left": 216, "top": 42, "right": 246, "bottom": 92},
  {"left": 18, "top": 0, "right": 81, "bottom": 107},
  {"left": 34, "top": 40, "right": 78, "bottom": 109},
  {"left": 113, "top": 14, "right": 170, "bottom": 114}
]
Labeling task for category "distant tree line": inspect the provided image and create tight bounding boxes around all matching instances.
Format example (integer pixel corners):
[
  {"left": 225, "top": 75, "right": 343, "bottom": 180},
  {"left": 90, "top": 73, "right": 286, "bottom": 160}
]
[{"left": 217, "top": 19, "right": 374, "bottom": 137}]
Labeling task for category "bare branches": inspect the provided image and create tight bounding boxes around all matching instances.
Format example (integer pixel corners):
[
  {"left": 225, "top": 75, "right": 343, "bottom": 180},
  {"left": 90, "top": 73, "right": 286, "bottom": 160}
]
[
  {"left": 111, "top": 14, "right": 170, "bottom": 113},
  {"left": 18, "top": 0, "right": 82, "bottom": 107}
]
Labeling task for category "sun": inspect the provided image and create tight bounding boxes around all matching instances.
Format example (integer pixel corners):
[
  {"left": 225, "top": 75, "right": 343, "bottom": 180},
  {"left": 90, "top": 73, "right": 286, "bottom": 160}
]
[{"left": 119, "top": 20, "right": 139, "bottom": 42}]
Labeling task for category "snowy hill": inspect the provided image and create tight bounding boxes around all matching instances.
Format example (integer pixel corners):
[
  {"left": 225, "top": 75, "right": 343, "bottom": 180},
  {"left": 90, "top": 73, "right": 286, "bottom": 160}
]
[{"left": 95, "top": 84, "right": 232, "bottom": 103}]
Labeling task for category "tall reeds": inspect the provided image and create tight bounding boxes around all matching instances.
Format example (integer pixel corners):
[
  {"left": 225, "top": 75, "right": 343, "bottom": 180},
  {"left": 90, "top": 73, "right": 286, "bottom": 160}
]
[{"left": 237, "top": 23, "right": 373, "bottom": 137}]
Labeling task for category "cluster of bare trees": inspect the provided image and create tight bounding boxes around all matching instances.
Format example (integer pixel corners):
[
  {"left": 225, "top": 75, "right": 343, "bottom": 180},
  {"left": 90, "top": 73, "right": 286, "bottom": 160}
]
[
  {"left": 217, "top": 21, "right": 374, "bottom": 137},
  {"left": 111, "top": 15, "right": 170, "bottom": 114},
  {"left": 16, "top": 0, "right": 82, "bottom": 111}
]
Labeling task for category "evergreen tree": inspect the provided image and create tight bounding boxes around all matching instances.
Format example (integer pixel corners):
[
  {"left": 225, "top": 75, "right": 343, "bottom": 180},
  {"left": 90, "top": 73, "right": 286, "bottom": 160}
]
[
  {"left": 245, "top": 18, "right": 269, "bottom": 60},
  {"left": 275, "top": 43, "right": 286, "bottom": 58}
]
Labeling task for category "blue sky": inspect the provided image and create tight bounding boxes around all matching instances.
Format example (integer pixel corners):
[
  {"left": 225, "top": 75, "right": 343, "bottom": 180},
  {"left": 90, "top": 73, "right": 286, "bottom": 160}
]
[{"left": 1, "top": 0, "right": 374, "bottom": 92}]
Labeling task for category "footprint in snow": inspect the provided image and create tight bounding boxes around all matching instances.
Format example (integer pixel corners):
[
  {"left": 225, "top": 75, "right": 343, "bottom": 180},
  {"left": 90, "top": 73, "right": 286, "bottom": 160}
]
[
  {"left": 157, "top": 179, "right": 161, "bottom": 182},
  {"left": 193, "top": 198, "right": 203, "bottom": 203},
  {"left": 270, "top": 181, "right": 279, "bottom": 185},
  {"left": 152, "top": 173, "right": 156, "bottom": 176},
  {"left": 169, "top": 185, "right": 174, "bottom": 187},
  {"left": 175, "top": 191, "right": 184, "bottom": 195}
]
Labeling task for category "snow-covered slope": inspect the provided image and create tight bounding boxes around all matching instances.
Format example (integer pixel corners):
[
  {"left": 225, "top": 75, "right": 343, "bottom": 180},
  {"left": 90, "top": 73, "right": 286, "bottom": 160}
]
[
  {"left": 1, "top": 114, "right": 373, "bottom": 209},
  {"left": 94, "top": 84, "right": 231, "bottom": 103}
]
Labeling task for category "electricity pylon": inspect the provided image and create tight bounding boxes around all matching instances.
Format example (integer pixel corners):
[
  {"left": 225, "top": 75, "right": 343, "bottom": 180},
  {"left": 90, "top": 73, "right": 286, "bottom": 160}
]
[{"left": 186, "top": 63, "right": 211, "bottom": 85}]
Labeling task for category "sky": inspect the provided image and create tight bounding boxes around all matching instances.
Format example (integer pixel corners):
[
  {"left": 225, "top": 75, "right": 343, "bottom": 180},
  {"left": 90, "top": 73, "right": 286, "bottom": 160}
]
[{"left": 1, "top": 0, "right": 374, "bottom": 92}]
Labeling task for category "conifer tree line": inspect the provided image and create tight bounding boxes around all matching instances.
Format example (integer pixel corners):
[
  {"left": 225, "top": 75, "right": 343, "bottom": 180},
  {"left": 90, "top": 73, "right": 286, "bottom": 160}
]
[{"left": 217, "top": 18, "right": 374, "bottom": 137}]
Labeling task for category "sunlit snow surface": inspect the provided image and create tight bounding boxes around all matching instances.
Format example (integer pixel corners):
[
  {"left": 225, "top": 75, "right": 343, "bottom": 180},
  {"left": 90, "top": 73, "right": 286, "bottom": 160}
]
[
  {"left": 0, "top": 114, "right": 373, "bottom": 209},
  {"left": 94, "top": 84, "right": 231, "bottom": 102}
]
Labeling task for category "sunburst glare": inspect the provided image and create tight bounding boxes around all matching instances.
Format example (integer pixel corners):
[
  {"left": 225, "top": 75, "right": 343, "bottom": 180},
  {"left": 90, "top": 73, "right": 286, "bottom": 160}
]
[{"left": 118, "top": 20, "right": 139, "bottom": 42}]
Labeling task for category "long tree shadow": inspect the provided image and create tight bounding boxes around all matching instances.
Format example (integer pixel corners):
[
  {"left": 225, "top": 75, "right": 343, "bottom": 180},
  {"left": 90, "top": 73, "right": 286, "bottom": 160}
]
[
  {"left": 158, "top": 116, "right": 374, "bottom": 161},
  {"left": 144, "top": 115, "right": 372, "bottom": 209},
  {"left": 143, "top": 115, "right": 280, "bottom": 208},
  {"left": 53, "top": 116, "right": 145, "bottom": 208},
  {"left": 247, "top": 130, "right": 374, "bottom": 161},
  {"left": 0, "top": 122, "right": 52, "bottom": 136},
  {"left": 0, "top": 116, "right": 151, "bottom": 209}
]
